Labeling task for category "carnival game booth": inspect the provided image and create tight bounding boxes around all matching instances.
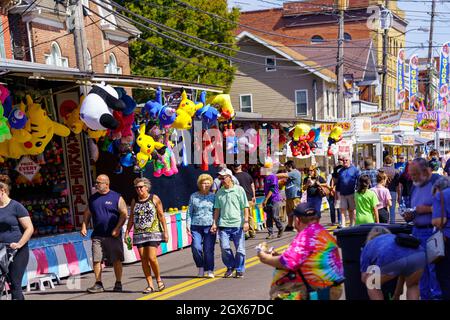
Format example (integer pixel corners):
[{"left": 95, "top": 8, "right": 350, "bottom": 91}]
[{"left": 0, "top": 59, "right": 227, "bottom": 288}]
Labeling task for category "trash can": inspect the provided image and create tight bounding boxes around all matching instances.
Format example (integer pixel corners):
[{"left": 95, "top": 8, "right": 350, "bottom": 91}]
[{"left": 334, "top": 223, "right": 413, "bottom": 300}]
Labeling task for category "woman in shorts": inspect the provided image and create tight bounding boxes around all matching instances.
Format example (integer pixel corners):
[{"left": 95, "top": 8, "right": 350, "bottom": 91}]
[{"left": 125, "top": 177, "right": 168, "bottom": 294}]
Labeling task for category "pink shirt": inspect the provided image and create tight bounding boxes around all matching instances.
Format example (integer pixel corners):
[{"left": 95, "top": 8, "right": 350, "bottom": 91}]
[{"left": 370, "top": 185, "right": 392, "bottom": 209}]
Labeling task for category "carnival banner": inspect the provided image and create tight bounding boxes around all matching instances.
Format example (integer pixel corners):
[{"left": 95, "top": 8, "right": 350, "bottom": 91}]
[
  {"left": 438, "top": 42, "right": 450, "bottom": 111},
  {"left": 396, "top": 49, "right": 406, "bottom": 109},
  {"left": 409, "top": 54, "right": 419, "bottom": 110},
  {"left": 416, "top": 110, "right": 450, "bottom": 132}
]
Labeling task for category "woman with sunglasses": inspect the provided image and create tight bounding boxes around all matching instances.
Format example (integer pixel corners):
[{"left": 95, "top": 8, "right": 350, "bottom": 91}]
[
  {"left": 303, "top": 165, "right": 328, "bottom": 217},
  {"left": 125, "top": 177, "right": 168, "bottom": 294}
]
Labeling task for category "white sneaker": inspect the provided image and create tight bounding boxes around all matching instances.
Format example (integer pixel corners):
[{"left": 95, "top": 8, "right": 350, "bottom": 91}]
[
  {"left": 197, "top": 267, "right": 204, "bottom": 277},
  {"left": 205, "top": 271, "right": 215, "bottom": 278}
]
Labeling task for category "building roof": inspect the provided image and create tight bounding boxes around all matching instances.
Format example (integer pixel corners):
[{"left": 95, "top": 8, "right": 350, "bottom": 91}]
[{"left": 237, "top": 31, "right": 336, "bottom": 82}]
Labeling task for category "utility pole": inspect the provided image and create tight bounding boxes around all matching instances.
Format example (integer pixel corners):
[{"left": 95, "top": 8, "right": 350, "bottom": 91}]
[
  {"left": 336, "top": 0, "right": 345, "bottom": 118},
  {"left": 425, "top": 0, "right": 436, "bottom": 109},
  {"left": 381, "top": 0, "right": 390, "bottom": 111},
  {"left": 70, "top": 0, "right": 89, "bottom": 81}
]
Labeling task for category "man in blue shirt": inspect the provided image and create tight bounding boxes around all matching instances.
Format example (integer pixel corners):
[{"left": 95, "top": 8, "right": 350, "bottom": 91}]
[
  {"left": 277, "top": 160, "right": 302, "bottom": 232},
  {"left": 406, "top": 158, "right": 442, "bottom": 300},
  {"left": 336, "top": 154, "right": 359, "bottom": 227},
  {"left": 358, "top": 158, "right": 378, "bottom": 188}
]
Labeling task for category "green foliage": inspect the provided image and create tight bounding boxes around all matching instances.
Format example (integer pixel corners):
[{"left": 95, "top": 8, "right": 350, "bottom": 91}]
[{"left": 115, "top": 0, "right": 239, "bottom": 102}]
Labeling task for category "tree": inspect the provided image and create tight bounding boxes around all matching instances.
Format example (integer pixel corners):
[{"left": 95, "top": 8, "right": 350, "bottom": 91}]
[{"left": 115, "top": 0, "right": 239, "bottom": 102}]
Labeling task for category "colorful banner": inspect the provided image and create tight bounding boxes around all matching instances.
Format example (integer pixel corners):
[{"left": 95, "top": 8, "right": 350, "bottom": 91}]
[
  {"left": 396, "top": 49, "right": 406, "bottom": 109},
  {"left": 438, "top": 42, "right": 450, "bottom": 111},
  {"left": 409, "top": 54, "right": 419, "bottom": 110},
  {"left": 416, "top": 110, "right": 450, "bottom": 132}
]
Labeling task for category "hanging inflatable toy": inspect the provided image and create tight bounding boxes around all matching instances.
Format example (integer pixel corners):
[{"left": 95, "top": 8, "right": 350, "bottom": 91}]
[
  {"left": 61, "top": 96, "right": 84, "bottom": 135},
  {"left": 195, "top": 91, "right": 219, "bottom": 129},
  {"left": 207, "top": 93, "right": 235, "bottom": 132},
  {"left": 135, "top": 123, "right": 166, "bottom": 169},
  {"left": 80, "top": 83, "right": 126, "bottom": 131},
  {"left": 172, "top": 91, "right": 203, "bottom": 130},
  {"left": 8, "top": 102, "right": 28, "bottom": 132},
  {"left": 288, "top": 123, "right": 320, "bottom": 157},
  {"left": 153, "top": 131, "right": 179, "bottom": 177},
  {"left": 143, "top": 87, "right": 177, "bottom": 129},
  {"left": 327, "top": 126, "right": 343, "bottom": 156},
  {"left": 0, "top": 95, "right": 70, "bottom": 161},
  {"left": 111, "top": 87, "right": 137, "bottom": 142},
  {"left": 0, "top": 102, "right": 12, "bottom": 143}
]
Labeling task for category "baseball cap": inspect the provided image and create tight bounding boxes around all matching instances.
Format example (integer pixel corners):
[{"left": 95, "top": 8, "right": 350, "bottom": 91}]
[
  {"left": 217, "top": 168, "right": 233, "bottom": 177},
  {"left": 232, "top": 160, "right": 242, "bottom": 168},
  {"left": 292, "top": 203, "right": 318, "bottom": 217}
]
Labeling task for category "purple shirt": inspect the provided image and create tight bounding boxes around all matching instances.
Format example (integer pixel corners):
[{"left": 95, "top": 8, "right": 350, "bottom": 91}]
[
  {"left": 432, "top": 188, "right": 450, "bottom": 238},
  {"left": 411, "top": 180, "right": 434, "bottom": 226},
  {"left": 264, "top": 174, "right": 281, "bottom": 203}
]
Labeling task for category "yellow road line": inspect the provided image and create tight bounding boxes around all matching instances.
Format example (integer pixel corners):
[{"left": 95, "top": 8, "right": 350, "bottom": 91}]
[
  {"left": 147, "top": 244, "right": 290, "bottom": 301},
  {"left": 139, "top": 226, "right": 336, "bottom": 301}
]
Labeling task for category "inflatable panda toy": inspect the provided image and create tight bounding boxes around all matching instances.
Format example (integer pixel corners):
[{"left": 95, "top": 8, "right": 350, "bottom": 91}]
[{"left": 80, "top": 83, "right": 126, "bottom": 131}]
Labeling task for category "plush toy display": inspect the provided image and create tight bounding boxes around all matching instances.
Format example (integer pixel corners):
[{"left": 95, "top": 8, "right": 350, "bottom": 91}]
[
  {"left": 0, "top": 96, "right": 70, "bottom": 160},
  {"left": 7, "top": 102, "right": 28, "bottom": 131},
  {"left": 195, "top": 91, "right": 219, "bottom": 129},
  {"left": 144, "top": 87, "right": 177, "bottom": 129},
  {"left": 327, "top": 126, "right": 343, "bottom": 156},
  {"left": 288, "top": 123, "right": 320, "bottom": 157},
  {"left": 153, "top": 138, "right": 179, "bottom": 177},
  {"left": 135, "top": 124, "right": 166, "bottom": 169},
  {"left": 80, "top": 83, "right": 126, "bottom": 131},
  {"left": 172, "top": 91, "right": 203, "bottom": 130}
]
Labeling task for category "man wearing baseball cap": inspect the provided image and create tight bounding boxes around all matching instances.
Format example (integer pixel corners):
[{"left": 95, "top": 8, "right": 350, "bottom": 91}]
[
  {"left": 257, "top": 202, "right": 344, "bottom": 300},
  {"left": 211, "top": 168, "right": 250, "bottom": 279}
]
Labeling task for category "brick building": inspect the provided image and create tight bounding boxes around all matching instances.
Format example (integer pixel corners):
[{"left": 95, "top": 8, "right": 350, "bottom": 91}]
[
  {"left": 236, "top": 0, "right": 408, "bottom": 110},
  {"left": 5, "top": 0, "right": 139, "bottom": 74}
]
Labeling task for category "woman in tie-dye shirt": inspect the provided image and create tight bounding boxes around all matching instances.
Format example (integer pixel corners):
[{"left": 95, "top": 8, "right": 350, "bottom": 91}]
[{"left": 257, "top": 202, "right": 344, "bottom": 300}]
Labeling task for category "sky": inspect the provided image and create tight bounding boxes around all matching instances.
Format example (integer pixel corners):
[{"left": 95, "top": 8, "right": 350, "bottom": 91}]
[{"left": 228, "top": 0, "right": 450, "bottom": 58}]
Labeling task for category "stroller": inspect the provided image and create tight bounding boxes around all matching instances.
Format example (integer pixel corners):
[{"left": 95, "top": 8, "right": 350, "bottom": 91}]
[{"left": 0, "top": 244, "right": 17, "bottom": 300}]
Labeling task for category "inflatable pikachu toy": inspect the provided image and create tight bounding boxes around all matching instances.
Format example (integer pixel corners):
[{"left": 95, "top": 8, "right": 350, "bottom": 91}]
[
  {"left": 135, "top": 123, "right": 166, "bottom": 169},
  {"left": 0, "top": 95, "right": 70, "bottom": 161}
]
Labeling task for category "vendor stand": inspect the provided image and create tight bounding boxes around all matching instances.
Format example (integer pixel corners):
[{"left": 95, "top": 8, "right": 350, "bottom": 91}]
[{"left": 0, "top": 58, "right": 223, "bottom": 286}]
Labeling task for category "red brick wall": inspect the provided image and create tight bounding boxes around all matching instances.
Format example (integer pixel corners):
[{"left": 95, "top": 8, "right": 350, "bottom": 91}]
[
  {"left": 1, "top": 13, "right": 13, "bottom": 59},
  {"left": 27, "top": 6, "right": 131, "bottom": 75}
]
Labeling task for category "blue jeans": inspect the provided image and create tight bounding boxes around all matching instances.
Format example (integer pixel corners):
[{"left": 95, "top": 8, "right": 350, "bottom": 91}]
[
  {"left": 412, "top": 226, "right": 442, "bottom": 299},
  {"left": 190, "top": 225, "right": 217, "bottom": 272},
  {"left": 307, "top": 196, "right": 323, "bottom": 217},
  {"left": 328, "top": 196, "right": 341, "bottom": 225},
  {"left": 389, "top": 191, "right": 397, "bottom": 224},
  {"left": 219, "top": 227, "right": 246, "bottom": 273},
  {"left": 436, "top": 238, "right": 450, "bottom": 300}
]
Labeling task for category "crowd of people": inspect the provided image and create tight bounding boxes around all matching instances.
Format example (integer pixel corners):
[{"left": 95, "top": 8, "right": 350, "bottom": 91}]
[{"left": 1, "top": 149, "right": 449, "bottom": 301}]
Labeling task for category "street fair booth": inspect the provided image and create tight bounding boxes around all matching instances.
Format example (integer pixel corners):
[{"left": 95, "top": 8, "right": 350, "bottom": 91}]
[
  {"left": 416, "top": 110, "right": 450, "bottom": 155},
  {"left": 0, "top": 59, "right": 230, "bottom": 287}
]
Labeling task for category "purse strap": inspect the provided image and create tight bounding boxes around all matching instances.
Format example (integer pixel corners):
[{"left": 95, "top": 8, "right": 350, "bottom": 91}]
[
  {"left": 439, "top": 190, "right": 445, "bottom": 231},
  {"left": 297, "top": 267, "right": 314, "bottom": 294}
]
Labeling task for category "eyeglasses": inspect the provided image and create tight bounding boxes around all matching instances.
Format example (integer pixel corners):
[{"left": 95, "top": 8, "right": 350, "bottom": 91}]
[
  {"left": 135, "top": 185, "right": 145, "bottom": 189},
  {"left": 342, "top": 159, "right": 350, "bottom": 162},
  {"left": 95, "top": 181, "right": 106, "bottom": 185}
]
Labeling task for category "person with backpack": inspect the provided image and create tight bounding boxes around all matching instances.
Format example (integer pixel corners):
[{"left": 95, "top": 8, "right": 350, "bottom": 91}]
[{"left": 403, "top": 158, "right": 442, "bottom": 300}]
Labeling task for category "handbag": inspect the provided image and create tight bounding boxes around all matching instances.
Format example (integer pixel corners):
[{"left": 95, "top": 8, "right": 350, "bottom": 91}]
[
  {"left": 317, "top": 185, "right": 331, "bottom": 198},
  {"left": 426, "top": 191, "right": 446, "bottom": 264}
]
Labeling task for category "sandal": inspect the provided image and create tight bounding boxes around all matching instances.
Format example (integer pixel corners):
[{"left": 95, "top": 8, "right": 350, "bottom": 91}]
[
  {"left": 142, "top": 287, "right": 155, "bottom": 294},
  {"left": 157, "top": 280, "right": 165, "bottom": 291}
]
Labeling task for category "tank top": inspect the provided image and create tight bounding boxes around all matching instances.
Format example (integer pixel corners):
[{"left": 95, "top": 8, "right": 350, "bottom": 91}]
[
  {"left": 133, "top": 195, "right": 163, "bottom": 244},
  {"left": 88, "top": 190, "right": 121, "bottom": 238}
]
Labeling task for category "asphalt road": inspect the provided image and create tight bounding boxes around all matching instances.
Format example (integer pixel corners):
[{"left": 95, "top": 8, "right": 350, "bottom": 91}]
[{"left": 24, "top": 229, "right": 299, "bottom": 301}]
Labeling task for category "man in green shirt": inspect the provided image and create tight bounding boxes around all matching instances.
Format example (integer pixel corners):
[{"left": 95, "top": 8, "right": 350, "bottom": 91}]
[{"left": 211, "top": 168, "right": 250, "bottom": 278}]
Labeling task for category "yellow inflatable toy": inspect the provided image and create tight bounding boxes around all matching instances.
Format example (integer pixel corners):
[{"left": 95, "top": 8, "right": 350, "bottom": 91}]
[
  {"left": 63, "top": 96, "right": 85, "bottom": 135},
  {"left": 172, "top": 91, "right": 203, "bottom": 130},
  {"left": 0, "top": 95, "right": 70, "bottom": 161},
  {"left": 135, "top": 123, "right": 166, "bottom": 169},
  {"left": 207, "top": 94, "right": 235, "bottom": 122}
]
